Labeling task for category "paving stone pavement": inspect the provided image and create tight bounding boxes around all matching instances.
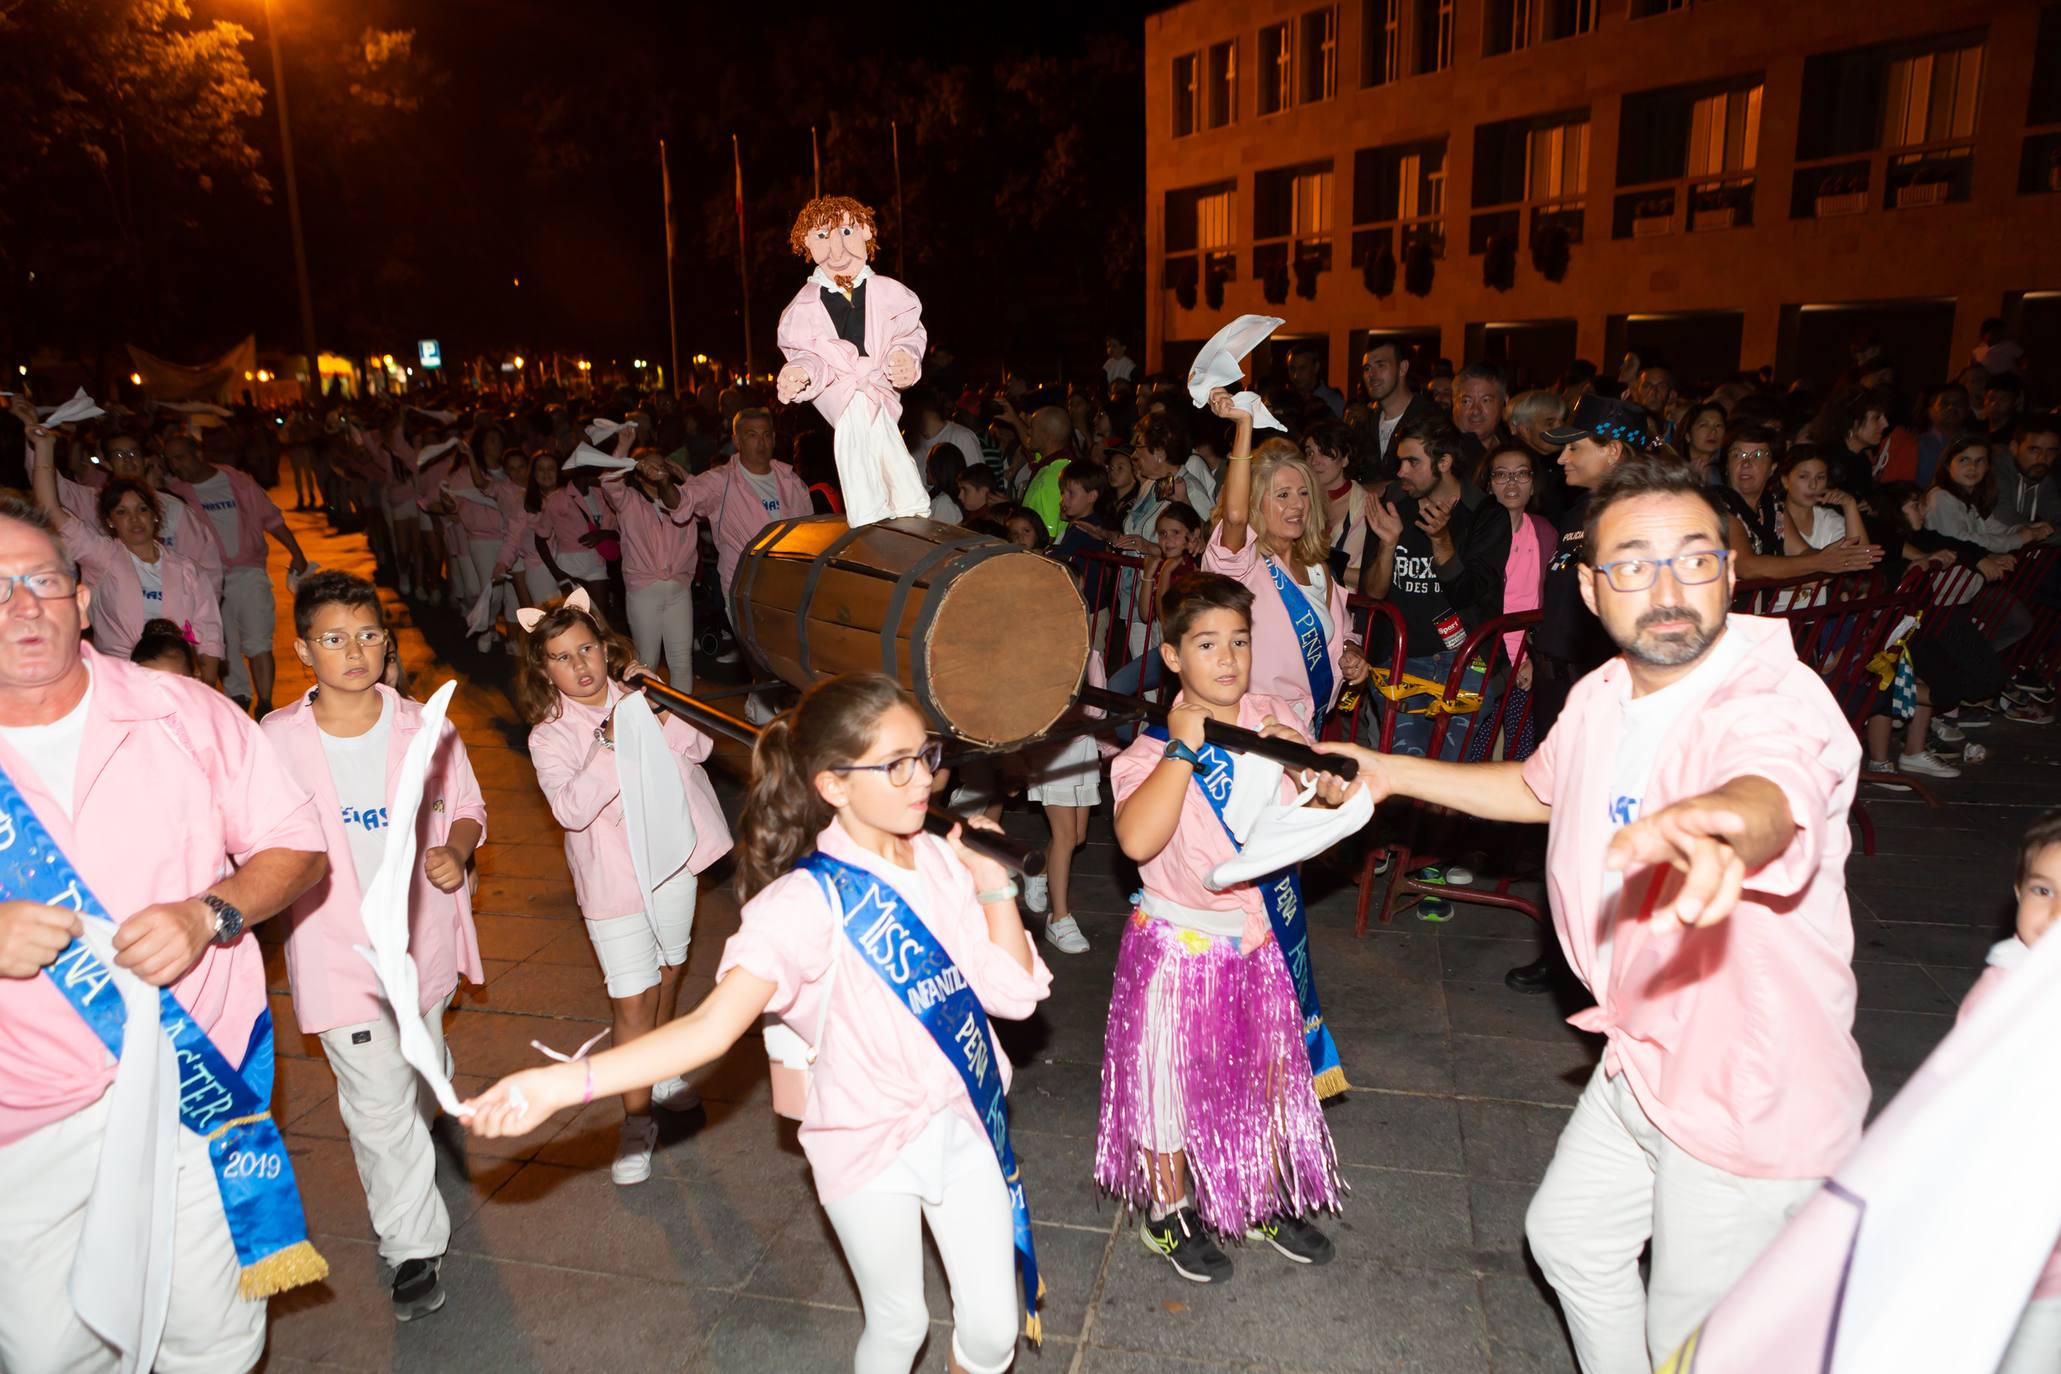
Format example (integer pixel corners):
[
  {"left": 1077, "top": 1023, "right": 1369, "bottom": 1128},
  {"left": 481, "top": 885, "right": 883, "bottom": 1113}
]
[{"left": 248, "top": 496, "right": 2061, "bottom": 1372}]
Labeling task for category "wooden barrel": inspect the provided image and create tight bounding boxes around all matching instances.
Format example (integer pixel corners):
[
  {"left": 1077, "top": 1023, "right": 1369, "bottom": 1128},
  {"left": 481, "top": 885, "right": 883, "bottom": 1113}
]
[{"left": 731, "top": 515, "right": 1088, "bottom": 747}]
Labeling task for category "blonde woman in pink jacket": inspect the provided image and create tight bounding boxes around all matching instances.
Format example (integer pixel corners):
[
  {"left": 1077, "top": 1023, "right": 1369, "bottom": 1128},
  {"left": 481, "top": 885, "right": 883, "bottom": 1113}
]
[{"left": 514, "top": 589, "right": 731, "bottom": 1186}]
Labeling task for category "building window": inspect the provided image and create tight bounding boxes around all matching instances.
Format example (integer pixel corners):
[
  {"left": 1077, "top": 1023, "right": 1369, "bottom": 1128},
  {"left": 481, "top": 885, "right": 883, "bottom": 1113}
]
[
  {"left": 1259, "top": 23, "right": 1294, "bottom": 115},
  {"left": 1421, "top": 0, "right": 1455, "bottom": 74},
  {"left": 1172, "top": 53, "right": 1200, "bottom": 138},
  {"left": 1351, "top": 137, "right": 1448, "bottom": 269},
  {"left": 1255, "top": 161, "right": 1336, "bottom": 290},
  {"left": 1299, "top": 8, "right": 1339, "bottom": 103},
  {"left": 1361, "top": 0, "right": 1450, "bottom": 85},
  {"left": 1615, "top": 77, "right": 1761, "bottom": 237},
  {"left": 1197, "top": 189, "right": 1235, "bottom": 250},
  {"left": 1163, "top": 181, "right": 1240, "bottom": 302},
  {"left": 2021, "top": 4, "right": 2061, "bottom": 194},
  {"left": 1471, "top": 109, "right": 1589, "bottom": 253},
  {"left": 1207, "top": 40, "right": 1238, "bottom": 128},
  {"left": 1629, "top": 0, "right": 1690, "bottom": 16},
  {"left": 1794, "top": 34, "right": 1984, "bottom": 218},
  {"left": 1362, "top": 0, "right": 1403, "bottom": 86},
  {"left": 1484, "top": 0, "right": 1597, "bottom": 57}
]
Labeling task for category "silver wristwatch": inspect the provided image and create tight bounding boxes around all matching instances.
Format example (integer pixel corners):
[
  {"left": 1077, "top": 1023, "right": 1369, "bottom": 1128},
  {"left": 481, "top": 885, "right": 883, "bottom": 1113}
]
[{"left": 199, "top": 892, "right": 246, "bottom": 946}]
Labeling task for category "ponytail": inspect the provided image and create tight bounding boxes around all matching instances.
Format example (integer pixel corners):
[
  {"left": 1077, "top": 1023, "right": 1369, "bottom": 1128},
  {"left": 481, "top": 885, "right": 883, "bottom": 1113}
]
[{"left": 734, "top": 673, "right": 920, "bottom": 900}]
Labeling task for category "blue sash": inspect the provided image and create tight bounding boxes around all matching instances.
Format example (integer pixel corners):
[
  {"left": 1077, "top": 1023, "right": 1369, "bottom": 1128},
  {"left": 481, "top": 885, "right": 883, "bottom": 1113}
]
[
  {"left": 0, "top": 769, "right": 328, "bottom": 1298},
  {"left": 1264, "top": 557, "right": 1335, "bottom": 717},
  {"left": 796, "top": 851, "right": 1045, "bottom": 1343},
  {"left": 1144, "top": 727, "right": 1349, "bottom": 1099}
]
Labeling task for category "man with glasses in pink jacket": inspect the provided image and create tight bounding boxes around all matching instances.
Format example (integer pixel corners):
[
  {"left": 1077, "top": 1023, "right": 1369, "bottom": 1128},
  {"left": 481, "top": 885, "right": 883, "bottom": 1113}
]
[{"left": 1319, "top": 454, "right": 1866, "bottom": 1373}]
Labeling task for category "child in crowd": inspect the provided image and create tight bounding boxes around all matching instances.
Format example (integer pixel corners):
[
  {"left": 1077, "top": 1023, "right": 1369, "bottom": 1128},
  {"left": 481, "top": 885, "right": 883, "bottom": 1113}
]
[
  {"left": 259, "top": 571, "right": 489, "bottom": 1321},
  {"left": 129, "top": 616, "right": 199, "bottom": 677},
  {"left": 466, "top": 674, "right": 1052, "bottom": 1374},
  {"left": 1100, "top": 573, "right": 1349, "bottom": 1283},
  {"left": 1959, "top": 810, "right": 2061, "bottom": 1373},
  {"left": 516, "top": 588, "right": 732, "bottom": 1185},
  {"left": 1002, "top": 504, "right": 1049, "bottom": 551}
]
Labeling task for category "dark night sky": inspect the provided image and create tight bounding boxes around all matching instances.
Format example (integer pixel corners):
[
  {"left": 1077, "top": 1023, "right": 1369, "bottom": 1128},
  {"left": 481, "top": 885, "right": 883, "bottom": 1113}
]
[{"left": 187, "top": 0, "right": 1154, "bottom": 375}]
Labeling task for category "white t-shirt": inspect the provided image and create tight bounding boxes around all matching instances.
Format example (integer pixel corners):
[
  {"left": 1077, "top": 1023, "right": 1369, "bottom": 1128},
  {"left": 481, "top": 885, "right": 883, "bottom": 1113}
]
[
  {"left": 1299, "top": 561, "right": 1336, "bottom": 644},
  {"left": 0, "top": 671, "right": 95, "bottom": 820},
  {"left": 130, "top": 550, "right": 165, "bottom": 606},
  {"left": 740, "top": 465, "right": 784, "bottom": 515},
  {"left": 192, "top": 470, "right": 242, "bottom": 560},
  {"left": 1377, "top": 407, "right": 1404, "bottom": 457},
  {"left": 1103, "top": 355, "right": 1136, "bottom": 384},
  {"left": 319, "top": 693, "right": 394, "bottom": 888},
  {"left": 158, "top": 494, "right": 194, "bottom": 553},
  {"left": 1591, "top": 624, "right": 1755, "bottom": 988}
]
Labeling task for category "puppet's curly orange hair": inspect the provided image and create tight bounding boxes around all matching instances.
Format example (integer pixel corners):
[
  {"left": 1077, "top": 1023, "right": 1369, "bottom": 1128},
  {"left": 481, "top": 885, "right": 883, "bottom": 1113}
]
[{"left": 787, "top": 195, "right": 880, "bottom": 260}]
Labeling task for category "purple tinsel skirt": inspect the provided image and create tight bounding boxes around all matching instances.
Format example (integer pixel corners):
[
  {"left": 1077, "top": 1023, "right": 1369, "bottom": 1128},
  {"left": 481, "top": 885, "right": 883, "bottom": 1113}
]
[{"left": 1094, "top": 911, "right": 1344, "bottom": 1236}]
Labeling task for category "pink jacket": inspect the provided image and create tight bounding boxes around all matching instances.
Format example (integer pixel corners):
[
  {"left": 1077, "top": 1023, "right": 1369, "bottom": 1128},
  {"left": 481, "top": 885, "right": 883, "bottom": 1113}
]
[
  {"left": 1520, "top": 615, "right": 1867, "bottom": 1179},
  {"left": 166, "top": 463, "right": 284, "bottom": 572},
  {"left": 716, "top": 819, "right": 1052, "bottom": 1203},
  {"left": 1202, "top": 526, "right": 1350, "bottom": 724},
  {"left": 598, "top": 472, "right": 698, "bottom": 591},
  {"left": 62, "top": 521, "right": 223, "bottom": 661},
  {"left": 1959, "top": 946, "right": 2061, "bottom": 1300},
  {"left": 63, "top": 475, "right": 226, "bottom": 598},
  {"left": 493, "top": 487, "right": 600, "bottom": 577},
  {"left": 527, "top": 681, "right": 732, "bottom": 921},
  {"left": 259, "top": 685, "right": 489, "bottom": 1036},
  {"left": 775, "top": 269, "right": 926, "bottom": 427},
  {"left": 680, "top": 459, "right": 812, "bottom": 596},
  {"left": 0, "top": 648, "right": 326, "bottom": 1146},
  {"left": 445, "top": 465, "right": 511, "bottom": 543},
  {"left": 1109, "top": 692, "right": 1313, "bottom": 950},
  {"left": 1502, "top": 511, "right": 1553, "bottom": 662}
]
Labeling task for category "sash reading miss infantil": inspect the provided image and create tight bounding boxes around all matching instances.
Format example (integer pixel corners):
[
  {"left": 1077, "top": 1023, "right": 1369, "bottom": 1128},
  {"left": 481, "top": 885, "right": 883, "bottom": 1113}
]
[
  {"left": 795, "top": 851, "right": 1047, "bottom": 1343},
  {"left": 1144, "top": 726, "right": 1349, "bottom": 1099},
  {"left": 0, "top": 765, "right": 328, "bottom": 1300}
]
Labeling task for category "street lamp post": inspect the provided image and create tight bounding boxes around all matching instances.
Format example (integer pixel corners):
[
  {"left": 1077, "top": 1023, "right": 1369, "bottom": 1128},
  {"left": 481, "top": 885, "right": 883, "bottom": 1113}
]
[{"left": 263, "top": 0, "right": 321, "bottom": 404}]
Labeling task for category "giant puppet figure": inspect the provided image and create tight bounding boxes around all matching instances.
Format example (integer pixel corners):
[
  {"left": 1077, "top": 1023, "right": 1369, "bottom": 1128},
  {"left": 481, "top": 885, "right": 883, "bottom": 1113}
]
[{"left": 774, "top": 195, "right": 933, "bottom": 526}]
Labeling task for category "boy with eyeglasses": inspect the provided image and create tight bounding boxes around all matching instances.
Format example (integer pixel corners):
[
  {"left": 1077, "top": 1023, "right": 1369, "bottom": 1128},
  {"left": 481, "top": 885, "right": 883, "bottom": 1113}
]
[
  {"left": 257, "top": 571, "right": 487, "bottom": 1322},
  {"left": 1318, "top": 455, "right": 1866, "bottom": 1372}
]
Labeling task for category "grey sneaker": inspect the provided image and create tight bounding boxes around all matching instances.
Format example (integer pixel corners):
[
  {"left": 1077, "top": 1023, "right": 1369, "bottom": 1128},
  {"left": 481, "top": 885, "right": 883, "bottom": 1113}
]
[
  {"left": 1897, "top": 751, "right": 1961, "bottom": 779},
  {"left": 1044, "top": 915, "right": 1090, "bottom": 954},
  {"left": 650, "top": 1076, "right": 701, "bottom": 1113},
  {"left": 392, "top": 1256, "right": 446, "bottom": 1321},
  {"left": 611, "top": 1115, "right": 658, "bottom": 1186}
]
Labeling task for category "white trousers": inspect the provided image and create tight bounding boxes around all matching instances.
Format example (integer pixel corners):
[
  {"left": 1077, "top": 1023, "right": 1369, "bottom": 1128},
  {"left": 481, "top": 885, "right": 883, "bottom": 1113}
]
[
  {"left": 315, "top": 994, "right": 454, "bottom": 1267},
  {"left": 446, "top": 529, "right": 481, "bottom": 607},
  {"left": 466, "top": 538, "right": 521, "bottom": 633},
  {"left": 1525, "top": 1064, "right": 1820, "bottom": 1373},
  {"left": 834, "top": 396, "right": 931, "bottom": 527},
  {"left": 0, "top": 1092, "right": 266, "bottom": 1374},
  {"left": 626, "top": 577, "right": 694, "bottom": 689},
  {"left": 219, "top": 565, "right": 276, "bottom": 700},
  {"left": 821, "top": 1108, "right": 1020, "bottom": 1374},
  {"left": 1999, "top": 1294, "right": 2061, "bottom": 1374}
]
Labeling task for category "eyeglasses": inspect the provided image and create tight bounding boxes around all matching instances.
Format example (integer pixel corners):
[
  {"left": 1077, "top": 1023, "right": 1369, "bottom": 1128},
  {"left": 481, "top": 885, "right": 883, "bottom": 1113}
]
[
  {"left": 1729, "top": 448, "right": 1771, "bottom": 463},
  {"left": 0, "top": 570, "right": 77, "bottom": 603},
  {"left": 1593, "top": 550, "right": 1729, "bottom": 593},
  {"left": 833, "top": 740, "right": 943, "bottom": 787},
  {"left": 308, "top": 628, "right": 390, "bottom": 652},
  {"left": 1489, "top": 469, "right": 1533, "bottom": 484}
]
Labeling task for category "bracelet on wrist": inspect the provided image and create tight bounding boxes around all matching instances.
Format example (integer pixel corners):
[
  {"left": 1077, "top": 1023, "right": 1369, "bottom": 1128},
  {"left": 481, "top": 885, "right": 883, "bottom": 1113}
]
[{"left": 976, "top": 879, "right": 1020, "bottom": 905}]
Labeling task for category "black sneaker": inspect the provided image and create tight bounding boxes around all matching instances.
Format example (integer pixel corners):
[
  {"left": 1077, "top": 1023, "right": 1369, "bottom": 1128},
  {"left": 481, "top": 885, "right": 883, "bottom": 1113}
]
[
  {"left": 1505, "top": 954, "right": 1555, "bottom": 994},
  {"left": 1140, "top": 1207, "right": 1233, "bottom": 1283},
  {"left": 392, "top": 1256, "right": 446, "bottom": 1321},
  {"left": 1246, "top": 1213, "right": 1336, "bottom": 1265}
]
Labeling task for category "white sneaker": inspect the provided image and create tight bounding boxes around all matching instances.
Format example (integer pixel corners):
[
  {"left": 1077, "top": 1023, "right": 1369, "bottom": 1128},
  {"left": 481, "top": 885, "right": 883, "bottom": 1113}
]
[
  {"left": 611, "top": 1116, "right": 658, "bottom": 1186},
  {"left": 1897, "top": 751, "right": 1961, "bottom": 780},
  {"left": 1023, "top": 872, "right": 1050, "bottom": 915},
  {"left": 1044, "top": 916, "right": 1091, "bottom": 954},
  {"left": 650, "top": 1076, "right": 701, "bottom": 1113},
  {"left": 1444, "top": 863, "right": 1476, "bottom": 886}
]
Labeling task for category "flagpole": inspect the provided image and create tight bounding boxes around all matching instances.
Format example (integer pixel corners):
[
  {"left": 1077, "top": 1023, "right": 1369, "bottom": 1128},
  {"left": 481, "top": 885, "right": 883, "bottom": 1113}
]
[
  {"left": 732, "top": 134, "right": 753, "bottom": 373},
  {"left": 811, "top": 126, "right": 821, "bottom": 198},
  {"left": 891, "top": 120, "right": 906, "bottom": 280},
  {"left": 660, "top": 138, "right": 682, "bottom": 398}
]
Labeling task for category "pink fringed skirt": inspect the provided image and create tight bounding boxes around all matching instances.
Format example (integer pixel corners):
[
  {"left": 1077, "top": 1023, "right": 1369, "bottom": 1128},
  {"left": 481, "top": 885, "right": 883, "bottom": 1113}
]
[{"left": 1094, "top": 910, "right": 1344, "bottom": 1236}]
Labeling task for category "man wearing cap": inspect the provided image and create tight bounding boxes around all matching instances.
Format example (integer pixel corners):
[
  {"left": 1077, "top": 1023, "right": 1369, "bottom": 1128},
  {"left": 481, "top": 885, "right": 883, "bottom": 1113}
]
[{"left": 1506, "top": 395, "right": 1659, "bottom": 995}]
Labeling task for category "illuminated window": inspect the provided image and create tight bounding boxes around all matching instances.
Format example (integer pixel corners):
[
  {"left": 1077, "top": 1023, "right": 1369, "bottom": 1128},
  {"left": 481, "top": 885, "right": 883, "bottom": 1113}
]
[
  {"left": 1197, "top": 189, "right": 1235, "bottom": 250},
  {"left": 1882, "top": 44, "right": 1983, "bottom": 147},
  {"left": 1172, "top": 53, "right": 1200, "bottom": 138},
  {"left": 1687, "top": 84, "right": 1763, "bottom": 174},
  {"left": 1207, "top": 40, "right": 1238, "bottom": 127},
  {"left": 1290, "top": 168, "right": 1333, "bottom": 235},
  {"left": 1526, "top": 119, "right": 1590, "bottom": 201}
]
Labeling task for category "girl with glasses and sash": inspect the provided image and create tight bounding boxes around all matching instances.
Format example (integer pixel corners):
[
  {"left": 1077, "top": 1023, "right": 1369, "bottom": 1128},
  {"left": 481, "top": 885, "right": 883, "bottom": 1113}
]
[
  {"left": 1198, "top": 390, "right": 1369, "bottom": 733},
  {"left": 466, "top": 674, "right": 1052, "bottom": 1374}
]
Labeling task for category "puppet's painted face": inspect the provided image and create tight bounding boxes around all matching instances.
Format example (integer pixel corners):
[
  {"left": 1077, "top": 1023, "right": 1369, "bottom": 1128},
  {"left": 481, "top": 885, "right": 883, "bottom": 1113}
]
[{"left": 806, "top": 214, "right": 872, "bottom": 278}]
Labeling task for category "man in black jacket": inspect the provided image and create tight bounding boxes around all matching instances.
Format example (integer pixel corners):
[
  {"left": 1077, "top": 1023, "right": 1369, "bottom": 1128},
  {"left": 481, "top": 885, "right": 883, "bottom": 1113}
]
[
  {"left": 1360, "top": 340, "right": 1444, "bottom": 480},
  {"left": 1361, "top": 416, "right": 1512, "bottom": 758}
]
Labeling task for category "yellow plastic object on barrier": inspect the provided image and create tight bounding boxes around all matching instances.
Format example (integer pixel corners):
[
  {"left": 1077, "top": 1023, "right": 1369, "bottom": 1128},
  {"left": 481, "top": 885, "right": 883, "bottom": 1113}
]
[{"left": 1365, "top": 663, "right": 1488, "bottom": 717}]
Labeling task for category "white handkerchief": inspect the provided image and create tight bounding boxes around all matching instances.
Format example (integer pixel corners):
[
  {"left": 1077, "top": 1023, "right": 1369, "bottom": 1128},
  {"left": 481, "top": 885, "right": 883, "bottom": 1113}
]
[
  {"left": 1187, "top": 314, "right": 1287, "bottom": 433},
  {"left": 352, "top": 679, "right": 470, "bottom": 1117},
  {"left": 410, "top": 407, "right": 458, "bottom": 424},
  {"left": 1206, "top": 783, "right": 1374, "bottom": 891},
  {"left": 1220, "top": 751, "right": 1285, "bottom": 845},
  {"left": 41, "top": 388, "right": 106, "bottom": 425},
  {"left": 286, "top": 562, "right": 321, "bottom": 594},
  {"left": 156, "top": 400, "right": 233, "bottom": 417},
  {"left": 565, "top": 443, "right": 637, "bottom": 472},
  {"left": 585, "top": 418, "right": 636, "bottom": 444},
  {"left": 414, "top": 438, "right": 460, "bottom": 467},
  {"left": 613, "top": 692, "right": 696, "bottom": 933},
  {"left": 464, "top": 581, "right": 496, "bottom": 636}
]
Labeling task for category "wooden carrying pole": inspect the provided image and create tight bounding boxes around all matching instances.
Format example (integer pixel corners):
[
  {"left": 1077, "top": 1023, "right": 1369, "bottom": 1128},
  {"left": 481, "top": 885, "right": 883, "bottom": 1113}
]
[
  {"left": 1075, "top": 686, "right": 1360, "bottom": 781},
  {"left": 630, "top": 674, "right": 1048, "bottom": 877}
]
